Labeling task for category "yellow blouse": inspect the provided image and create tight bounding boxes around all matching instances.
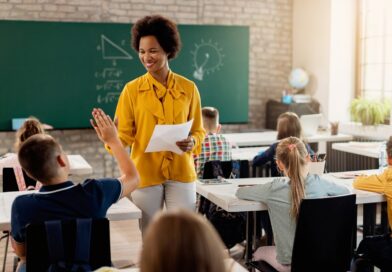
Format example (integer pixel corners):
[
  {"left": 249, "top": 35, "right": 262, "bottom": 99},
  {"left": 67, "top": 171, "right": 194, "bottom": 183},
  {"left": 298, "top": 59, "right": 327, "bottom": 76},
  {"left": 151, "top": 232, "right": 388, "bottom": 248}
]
[
  {"left": 353, "top": 166, "right": 392, "bottom": 231},
  {"left": 111, "top": 71, "right": 205, "bottom": 188}
]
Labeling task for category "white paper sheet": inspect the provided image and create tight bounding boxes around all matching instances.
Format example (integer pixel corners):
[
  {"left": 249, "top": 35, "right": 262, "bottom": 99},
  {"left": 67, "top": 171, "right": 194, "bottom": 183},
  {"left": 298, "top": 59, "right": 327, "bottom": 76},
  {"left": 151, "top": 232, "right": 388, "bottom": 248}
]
[{"left": 145, "top": 119, "right": 193, "bottom": 155}]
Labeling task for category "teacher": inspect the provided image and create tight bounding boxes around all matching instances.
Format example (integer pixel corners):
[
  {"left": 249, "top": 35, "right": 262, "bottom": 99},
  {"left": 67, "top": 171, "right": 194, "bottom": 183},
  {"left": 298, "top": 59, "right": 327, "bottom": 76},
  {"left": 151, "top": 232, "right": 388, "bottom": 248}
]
[{"left": 111, "top": 15, "right": 205, "bottom": 232}]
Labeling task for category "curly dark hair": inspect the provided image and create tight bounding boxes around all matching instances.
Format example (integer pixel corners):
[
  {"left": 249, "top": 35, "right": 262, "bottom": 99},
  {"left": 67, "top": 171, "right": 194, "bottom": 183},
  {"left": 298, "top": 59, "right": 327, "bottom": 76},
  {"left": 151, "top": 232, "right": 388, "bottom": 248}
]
[{"left": 131, "top": 15, "right": 181, "bottom": 60}]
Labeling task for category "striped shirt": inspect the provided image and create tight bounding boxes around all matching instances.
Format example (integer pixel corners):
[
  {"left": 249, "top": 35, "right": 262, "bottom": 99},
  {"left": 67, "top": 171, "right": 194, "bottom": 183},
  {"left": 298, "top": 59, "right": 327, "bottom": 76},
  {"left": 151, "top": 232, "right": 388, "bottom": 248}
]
[{"left": 194, "top": 133, "right": 232, "bottom": 178}]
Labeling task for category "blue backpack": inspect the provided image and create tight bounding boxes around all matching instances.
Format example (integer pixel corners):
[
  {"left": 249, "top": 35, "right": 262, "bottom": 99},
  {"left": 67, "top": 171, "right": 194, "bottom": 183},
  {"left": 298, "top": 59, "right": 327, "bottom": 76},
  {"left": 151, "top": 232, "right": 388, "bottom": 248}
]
[{"left": 45, "top": 219, "right": 92, "bottom": 272}]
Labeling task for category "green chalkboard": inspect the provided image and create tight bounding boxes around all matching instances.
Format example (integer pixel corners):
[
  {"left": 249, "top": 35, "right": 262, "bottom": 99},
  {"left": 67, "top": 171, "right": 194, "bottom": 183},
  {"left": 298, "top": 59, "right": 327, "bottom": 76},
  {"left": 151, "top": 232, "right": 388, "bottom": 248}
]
[{"left": 0, "top": 20, "right": 249, "bottom": 130}]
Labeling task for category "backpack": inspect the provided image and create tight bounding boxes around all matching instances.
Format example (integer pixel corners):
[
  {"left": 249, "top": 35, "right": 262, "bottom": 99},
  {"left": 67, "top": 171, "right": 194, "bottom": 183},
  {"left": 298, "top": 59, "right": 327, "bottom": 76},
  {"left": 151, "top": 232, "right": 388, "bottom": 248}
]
[{"left": 45, "top": 219, "right": 92, "bottom": 272}]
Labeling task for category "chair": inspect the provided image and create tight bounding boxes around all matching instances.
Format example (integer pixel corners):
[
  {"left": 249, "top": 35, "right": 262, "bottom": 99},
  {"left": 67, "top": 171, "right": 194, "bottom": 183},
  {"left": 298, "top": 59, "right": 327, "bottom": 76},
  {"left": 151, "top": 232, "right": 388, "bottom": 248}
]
[
  {"left": 202, "top": 159, "right": 250, "bottom": 179},
  {"left": 2, "top": 167, "right": 37, "bottom": 192},
  {"left": 247, "top": 194, "right": 357, "bottom": 272},
  {"left": 252, "top": 162, "right": 272, "bottom": 178},
  {"left": 199, "top": 160, "right": 250, "bottom": 213},
  {"left": 25, "top": 218, "right": 111, "bottom": 272}
]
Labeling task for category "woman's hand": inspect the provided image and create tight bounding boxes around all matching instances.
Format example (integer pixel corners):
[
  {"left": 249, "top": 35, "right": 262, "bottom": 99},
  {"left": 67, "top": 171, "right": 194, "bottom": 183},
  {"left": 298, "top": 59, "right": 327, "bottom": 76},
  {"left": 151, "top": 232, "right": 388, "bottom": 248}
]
[{"left": 176, "top": 136, "right": 195, "bottom": 152}]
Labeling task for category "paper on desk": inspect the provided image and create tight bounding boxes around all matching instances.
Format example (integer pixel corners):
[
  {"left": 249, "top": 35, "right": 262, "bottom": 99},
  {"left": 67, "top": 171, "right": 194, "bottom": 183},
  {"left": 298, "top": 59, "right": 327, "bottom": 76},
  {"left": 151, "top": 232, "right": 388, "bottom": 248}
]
[
  {"left": 145, "top": 119, "right": 193, "bottom": 155},
  {"left": 330, "top": 172, "right": 364, "bottom": 179}
]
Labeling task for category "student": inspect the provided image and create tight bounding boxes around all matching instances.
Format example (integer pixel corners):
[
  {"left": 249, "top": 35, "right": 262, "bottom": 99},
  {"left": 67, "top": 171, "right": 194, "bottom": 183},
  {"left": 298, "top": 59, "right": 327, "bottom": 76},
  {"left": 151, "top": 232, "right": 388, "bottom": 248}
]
[
  {"left": 351, "top": 136, "right": 392, "bottom": 272},
  {"left": 0, "top": 117, "right": 45, "bottom": 191},
  {"left": 140, "top": 209, "right": 228, "bottom": 272},
  {"left": 112, "top": 14, "right": 205, "bottom": 232},
  {"left": 236, "top": 137, "right": 349, "bottom": 272},
  {"left": 253, "top": 112, "right": 313, "bottom": 177},
  {"left": 11, "top": 108, "right": 139, "bottom": 271},
  {"left": 194, "top": 106, "right": 232, "bottom": 178}
]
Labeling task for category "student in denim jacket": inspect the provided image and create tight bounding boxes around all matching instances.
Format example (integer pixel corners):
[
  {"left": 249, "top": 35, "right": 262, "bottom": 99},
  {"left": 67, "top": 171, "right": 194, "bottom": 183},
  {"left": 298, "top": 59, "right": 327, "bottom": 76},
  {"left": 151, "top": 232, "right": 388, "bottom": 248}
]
[{"left": 253, "top": 112, "right": 313, "bottom": 177}]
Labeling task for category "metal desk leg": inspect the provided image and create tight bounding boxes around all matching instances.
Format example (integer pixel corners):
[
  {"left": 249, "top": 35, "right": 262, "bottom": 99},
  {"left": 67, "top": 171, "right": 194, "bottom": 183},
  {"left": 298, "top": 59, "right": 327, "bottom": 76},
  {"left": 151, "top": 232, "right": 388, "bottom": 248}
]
[
  {"left": 245, "top": 211, "right": 254, "bottom": 263},
  {"left": 255, "top": 211, "right": 261, "bottom": 245},
  {"left": 381, "top": 202, "right": 389, "bottom": 234},
  {"left": 1, "top": 232, "right": 9, "bottom": 272},
  {"left": 363, "top": 203, "right": 377, "bottom": 237},
  {"left": 362, "top": 203, "right": 376, "bottom": 272},
  {"left": 353, "top": 205, "right": 357, "bottom": 252}
]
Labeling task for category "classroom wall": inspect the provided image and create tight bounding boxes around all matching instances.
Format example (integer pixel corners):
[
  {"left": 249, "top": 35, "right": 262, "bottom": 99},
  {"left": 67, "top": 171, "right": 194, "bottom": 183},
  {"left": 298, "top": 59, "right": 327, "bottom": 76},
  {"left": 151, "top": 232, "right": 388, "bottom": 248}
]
[
  {"left": 292, "top": 0, "right": 356, "bottom": 124},
  {"left": 0, "top": 0, "right": 292, "bottom": 178},
  {"left": 292, "top": 0, "right": 331, "bottom": 120}
]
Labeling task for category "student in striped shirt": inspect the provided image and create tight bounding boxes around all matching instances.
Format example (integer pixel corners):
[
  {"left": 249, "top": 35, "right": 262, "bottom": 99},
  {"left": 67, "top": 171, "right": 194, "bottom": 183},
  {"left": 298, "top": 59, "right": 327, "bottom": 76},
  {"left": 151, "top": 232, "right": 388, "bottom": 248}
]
[{"left": 194, "top": 107, "right": 232, "bottom": 178}]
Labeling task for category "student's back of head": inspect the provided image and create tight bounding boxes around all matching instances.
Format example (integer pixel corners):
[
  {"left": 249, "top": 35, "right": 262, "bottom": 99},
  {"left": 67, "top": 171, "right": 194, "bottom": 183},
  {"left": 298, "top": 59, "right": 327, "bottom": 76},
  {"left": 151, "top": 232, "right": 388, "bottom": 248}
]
[
  {"left": 387, "top": 136, "right": 392, "bottom": 160},
  {"left": 202, "top": 106, "right": 221, "bottom": 133},
  {"left": 276, "top": 112, "right": 302, "bottom": 140},
  {"left": 18, "top": 134, "right": 62, "bottom": 183},
  {"left": 14, "top": 117, "right": 45, "bottom": 151},
  {"left": 140, "top": 209, "right": 228, "bottom": 272}
]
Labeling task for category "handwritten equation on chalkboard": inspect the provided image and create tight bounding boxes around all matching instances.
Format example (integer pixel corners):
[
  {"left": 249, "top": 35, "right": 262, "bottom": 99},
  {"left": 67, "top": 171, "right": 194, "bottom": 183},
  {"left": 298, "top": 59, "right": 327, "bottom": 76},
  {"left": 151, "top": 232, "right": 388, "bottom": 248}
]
[{"left": 95, "top": 34, "right": 133, "bottom": 104}]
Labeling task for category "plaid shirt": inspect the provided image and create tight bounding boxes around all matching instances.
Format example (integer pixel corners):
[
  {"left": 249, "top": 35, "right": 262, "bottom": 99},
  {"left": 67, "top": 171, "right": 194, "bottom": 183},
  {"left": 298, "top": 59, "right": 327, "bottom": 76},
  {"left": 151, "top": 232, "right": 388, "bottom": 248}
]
[{"left": 194, "top": 133, "right": 232, "bottom": 178}]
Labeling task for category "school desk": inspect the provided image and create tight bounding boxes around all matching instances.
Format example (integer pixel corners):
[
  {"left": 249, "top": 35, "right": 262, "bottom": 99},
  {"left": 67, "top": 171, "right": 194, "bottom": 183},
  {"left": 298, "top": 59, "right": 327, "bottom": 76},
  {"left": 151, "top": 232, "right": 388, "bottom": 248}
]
[
  {"left": 231, "top": 147, "right": 268, "bottom": 161},
  {"left": 196, "top": 170, "right": 386, "bottom": 262},
  {"left": 223, "top": 131, "right": 353, "bottom": 147},
  {"left": 0, "top": 190, "right": 141, "bottom": 231},
  {"left": 332, "top": 142, "right": 382, "bottom": 159}
]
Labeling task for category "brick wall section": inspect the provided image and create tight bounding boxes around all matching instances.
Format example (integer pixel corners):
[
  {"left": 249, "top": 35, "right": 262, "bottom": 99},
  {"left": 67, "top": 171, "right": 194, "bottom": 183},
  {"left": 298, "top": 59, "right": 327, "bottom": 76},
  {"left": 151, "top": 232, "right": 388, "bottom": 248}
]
[{"left": 0, "top": 0, "right": 292, "bottom": 179}]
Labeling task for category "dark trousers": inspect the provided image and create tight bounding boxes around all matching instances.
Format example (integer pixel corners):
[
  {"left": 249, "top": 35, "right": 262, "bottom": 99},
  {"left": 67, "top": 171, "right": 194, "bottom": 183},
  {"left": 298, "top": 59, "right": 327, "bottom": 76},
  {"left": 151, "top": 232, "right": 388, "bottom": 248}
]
[{"left": 352, "top": 234, "right": 392, "bottom": 272}]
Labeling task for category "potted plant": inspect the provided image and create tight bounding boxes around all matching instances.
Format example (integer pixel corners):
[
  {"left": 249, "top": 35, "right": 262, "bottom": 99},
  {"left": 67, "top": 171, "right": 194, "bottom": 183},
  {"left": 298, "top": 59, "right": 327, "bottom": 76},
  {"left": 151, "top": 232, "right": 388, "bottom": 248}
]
[{"left": 350, "top": 98, "right": 391, "bottom": 126}]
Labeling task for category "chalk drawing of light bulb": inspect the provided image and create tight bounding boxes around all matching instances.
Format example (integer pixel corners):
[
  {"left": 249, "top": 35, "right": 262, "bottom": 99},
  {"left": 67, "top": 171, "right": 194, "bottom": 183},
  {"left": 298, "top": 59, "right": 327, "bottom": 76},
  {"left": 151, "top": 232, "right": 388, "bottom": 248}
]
[{"left": 191, "top": 39, "right": 224, "bottom": 81}]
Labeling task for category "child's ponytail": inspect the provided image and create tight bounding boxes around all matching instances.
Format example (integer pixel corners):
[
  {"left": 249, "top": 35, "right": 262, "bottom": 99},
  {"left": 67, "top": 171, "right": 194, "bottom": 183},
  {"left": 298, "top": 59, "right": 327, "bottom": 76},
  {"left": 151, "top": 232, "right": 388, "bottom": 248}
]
[
  {"left": 276, "top": 137, "right": 308, "bottom": 219},
  {"left": 15, "top": 117, "right": 45, "bottom": 151}
]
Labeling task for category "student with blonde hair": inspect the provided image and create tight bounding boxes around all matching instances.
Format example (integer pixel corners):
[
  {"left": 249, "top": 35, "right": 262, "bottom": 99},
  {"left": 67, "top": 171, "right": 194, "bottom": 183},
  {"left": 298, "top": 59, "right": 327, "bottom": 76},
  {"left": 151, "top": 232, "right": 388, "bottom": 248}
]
[
  {"left": 194, "top": 106, "right": 232, "bottom": 178},
  {"left": 0, "top": 117, "right": 46, "bottom": 191},
  {"left": 236, "top": 137, "right": 349, "bottom": 272},
  {"left": 14, "top": 117, "right": 45, "bottom": 151},
  {"left": 140, "top": 209, "right": 228, "bottom": 272},
  {"left": 253, "top": 112, "right": 313, "bottom": 177}
]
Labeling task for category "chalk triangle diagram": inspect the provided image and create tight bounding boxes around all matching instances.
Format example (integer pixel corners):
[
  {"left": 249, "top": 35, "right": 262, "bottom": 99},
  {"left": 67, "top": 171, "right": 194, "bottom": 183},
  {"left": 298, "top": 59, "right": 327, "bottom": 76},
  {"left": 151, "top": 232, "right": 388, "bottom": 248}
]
[{"left": 101, "top": 35, "right": 133, "bottom": 60}]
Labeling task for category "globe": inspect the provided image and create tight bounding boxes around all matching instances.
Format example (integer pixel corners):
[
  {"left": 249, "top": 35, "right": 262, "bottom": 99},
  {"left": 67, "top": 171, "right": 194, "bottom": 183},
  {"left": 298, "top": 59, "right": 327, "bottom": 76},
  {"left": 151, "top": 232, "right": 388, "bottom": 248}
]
[{"left": 289, "top": 68, "right": 309, "bottom": 90}]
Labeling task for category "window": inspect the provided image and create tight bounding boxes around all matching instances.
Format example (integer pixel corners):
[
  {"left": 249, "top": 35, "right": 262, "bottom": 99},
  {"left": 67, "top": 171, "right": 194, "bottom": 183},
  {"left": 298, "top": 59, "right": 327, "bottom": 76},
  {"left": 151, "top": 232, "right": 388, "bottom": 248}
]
[{"left": 358, "top": 0, "right": 392, "bottom": 99}]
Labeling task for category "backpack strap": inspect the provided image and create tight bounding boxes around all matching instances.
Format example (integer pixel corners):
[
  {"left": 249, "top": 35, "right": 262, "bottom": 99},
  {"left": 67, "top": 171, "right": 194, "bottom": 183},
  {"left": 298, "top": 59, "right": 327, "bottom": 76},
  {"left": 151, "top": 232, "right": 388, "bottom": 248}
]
[
  {"left": 45, "top": 219, "right": 93, "bottom": 272},
  {"left": 73, "top": 218, "right": 92, "bottom": 267},
  {"left": 45, "top": 220, "right": 67, "bottom": 271}
]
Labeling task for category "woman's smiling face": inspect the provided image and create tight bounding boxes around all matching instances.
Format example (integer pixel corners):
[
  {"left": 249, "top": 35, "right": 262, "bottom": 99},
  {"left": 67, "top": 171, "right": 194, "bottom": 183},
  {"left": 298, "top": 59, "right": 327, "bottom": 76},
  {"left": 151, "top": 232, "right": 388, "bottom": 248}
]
[{"left": 138, "top": 35, "right": 169, "bottom": 76}]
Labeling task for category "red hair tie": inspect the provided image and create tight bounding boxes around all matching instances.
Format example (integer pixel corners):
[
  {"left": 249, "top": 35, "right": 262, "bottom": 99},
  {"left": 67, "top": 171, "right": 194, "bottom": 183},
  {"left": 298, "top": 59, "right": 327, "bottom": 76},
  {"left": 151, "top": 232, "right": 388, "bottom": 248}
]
[{"left": 288, "top": 144, "right": 296, "bottom": 151}]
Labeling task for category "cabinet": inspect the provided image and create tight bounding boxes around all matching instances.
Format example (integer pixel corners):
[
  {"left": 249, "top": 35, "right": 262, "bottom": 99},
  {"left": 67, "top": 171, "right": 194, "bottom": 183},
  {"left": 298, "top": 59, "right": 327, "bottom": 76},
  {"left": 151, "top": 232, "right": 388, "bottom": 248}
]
[{"left": 265, "top": 99, "right": 320, "bottom": 129}]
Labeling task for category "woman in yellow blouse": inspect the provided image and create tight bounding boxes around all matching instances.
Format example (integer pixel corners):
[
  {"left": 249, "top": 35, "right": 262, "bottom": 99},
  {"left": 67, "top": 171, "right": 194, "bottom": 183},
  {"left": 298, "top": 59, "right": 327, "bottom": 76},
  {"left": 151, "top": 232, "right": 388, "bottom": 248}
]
[{"left": 112, "top": 15, "right": 205, "bottom": 232}]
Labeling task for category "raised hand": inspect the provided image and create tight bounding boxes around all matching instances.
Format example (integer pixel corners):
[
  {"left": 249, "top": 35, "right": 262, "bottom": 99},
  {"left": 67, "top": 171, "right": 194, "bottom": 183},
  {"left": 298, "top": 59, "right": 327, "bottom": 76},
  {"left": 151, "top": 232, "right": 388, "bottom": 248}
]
[{"left": 90, "top": 108, "right": 118, "bottom": 145}]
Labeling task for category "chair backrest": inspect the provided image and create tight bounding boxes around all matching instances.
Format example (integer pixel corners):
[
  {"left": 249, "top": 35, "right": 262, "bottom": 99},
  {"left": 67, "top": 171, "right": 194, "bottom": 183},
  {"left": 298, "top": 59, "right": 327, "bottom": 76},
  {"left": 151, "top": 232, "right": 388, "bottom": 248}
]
[
  {"left": 202, "top": 160, "right": 250, "bottom": 179},
  {"left": 291, "top": 194, "right": 356, "bottom": 272},
  {"left": 26, "top": 218, "right": 111, "bottom": 272},
  {"left": 252, "top": 162, "right": 272, "bottom": 177},
  {"left": 2, "top": 167, "right": 37, "bottom": 192}
]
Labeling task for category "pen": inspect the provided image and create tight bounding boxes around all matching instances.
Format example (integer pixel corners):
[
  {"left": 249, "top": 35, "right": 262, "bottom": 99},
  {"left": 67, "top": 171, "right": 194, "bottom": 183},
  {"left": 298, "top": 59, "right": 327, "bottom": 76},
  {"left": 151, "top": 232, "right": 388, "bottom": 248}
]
[{"left": 238, "top": 184, "right": 256, "bottom": 187}]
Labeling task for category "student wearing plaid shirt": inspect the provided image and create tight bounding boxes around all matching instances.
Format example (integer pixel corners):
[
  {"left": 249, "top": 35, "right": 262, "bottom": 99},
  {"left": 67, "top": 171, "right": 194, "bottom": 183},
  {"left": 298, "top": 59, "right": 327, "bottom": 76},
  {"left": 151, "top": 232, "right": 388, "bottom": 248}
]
[{"left": 194, "top": 107, "right": 232, "bottom": 178}]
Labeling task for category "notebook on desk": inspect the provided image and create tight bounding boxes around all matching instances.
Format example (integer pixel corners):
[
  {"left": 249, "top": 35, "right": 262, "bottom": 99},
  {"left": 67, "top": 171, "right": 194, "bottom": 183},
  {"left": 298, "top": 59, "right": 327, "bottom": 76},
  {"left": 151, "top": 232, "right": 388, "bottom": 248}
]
[{"left": 300, "top": 114, "right": 322, "bottom": 137}]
